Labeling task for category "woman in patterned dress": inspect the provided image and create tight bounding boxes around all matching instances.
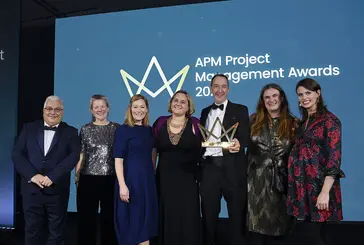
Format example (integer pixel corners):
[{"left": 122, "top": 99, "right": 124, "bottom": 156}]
[
  {"left": 247, "top": 83, "right": 298, "bottom": 245},
  {"left": 287, "top": 78, "right": 345, "bottom": 245}
]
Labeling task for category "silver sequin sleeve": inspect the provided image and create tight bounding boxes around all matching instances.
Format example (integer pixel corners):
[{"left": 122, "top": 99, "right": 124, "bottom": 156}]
[{"left": 79, "top": 122, "right": 120, "bottom": 176}]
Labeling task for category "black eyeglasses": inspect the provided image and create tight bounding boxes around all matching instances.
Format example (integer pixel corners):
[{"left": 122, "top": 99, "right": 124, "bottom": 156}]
[{"left": 44, "top": 107, "right": 63, "bottom": 114}]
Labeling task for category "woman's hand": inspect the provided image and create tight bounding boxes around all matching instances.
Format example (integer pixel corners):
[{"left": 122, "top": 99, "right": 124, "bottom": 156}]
[
  {"left": 316, "top": 191, "right": 329, "bottom": 210},
  {"left": 316, "top": 176, "right": 335, "bottom": 210},
  {"left": 119, "top": 183, "right": 130, "bottom": 203}
]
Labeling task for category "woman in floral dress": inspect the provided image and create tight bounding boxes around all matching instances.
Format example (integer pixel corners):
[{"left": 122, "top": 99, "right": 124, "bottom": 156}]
[{"left": 287, "top": 78, "right": 345, "bottom": 245}]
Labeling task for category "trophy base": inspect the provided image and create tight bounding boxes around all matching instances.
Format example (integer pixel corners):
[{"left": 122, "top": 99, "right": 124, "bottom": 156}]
[{"left": 201, "top": 142, "right": 234, "bottom": 148}]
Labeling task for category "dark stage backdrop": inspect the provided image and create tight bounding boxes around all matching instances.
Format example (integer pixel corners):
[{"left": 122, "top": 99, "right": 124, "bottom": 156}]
[{"left": 0, "top": 0, "right": 20, "bottom": 229}]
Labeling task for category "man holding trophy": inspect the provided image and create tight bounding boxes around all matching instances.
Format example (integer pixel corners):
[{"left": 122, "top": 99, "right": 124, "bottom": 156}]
[{"left": 199, "top": 74, "right": 250, "bottom": 245}]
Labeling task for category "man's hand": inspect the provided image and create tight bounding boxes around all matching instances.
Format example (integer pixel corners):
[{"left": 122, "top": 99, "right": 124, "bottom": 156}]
[
  {"left": 228, "top": 138, "right": 240, "bottom": 153},
  {"left": 41, "top": 176, "right": 53, "bottom": 187},
  {"left": 31, "top": 174, "right": 45, "bottom": 188}
]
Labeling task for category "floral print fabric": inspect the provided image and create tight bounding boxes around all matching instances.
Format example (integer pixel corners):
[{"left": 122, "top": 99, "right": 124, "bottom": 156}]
[{"left": 287, "top": 111, "right": 344, "bottom": 222}]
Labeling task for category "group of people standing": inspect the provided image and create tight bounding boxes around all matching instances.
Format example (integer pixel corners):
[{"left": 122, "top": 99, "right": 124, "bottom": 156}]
[
  {"left": 12, "top": 75, "right": 344, "bottom": 245},
  {"left": 246, "top": 79, "right": 344, "bottom": 245}
]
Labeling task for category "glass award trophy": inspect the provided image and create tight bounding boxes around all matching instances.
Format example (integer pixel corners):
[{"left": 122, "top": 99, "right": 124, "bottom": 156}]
[{"left": 198, "top": 118, "right": 239, "bottom": 148}]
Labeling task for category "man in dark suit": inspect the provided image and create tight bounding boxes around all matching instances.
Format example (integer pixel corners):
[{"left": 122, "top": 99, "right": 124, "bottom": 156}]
[
  {"left": 12, "top": 95, "right": 80, "bottom": 245},
  {"left": 199, "top": 74, "right": 250, "bottom": 245}
]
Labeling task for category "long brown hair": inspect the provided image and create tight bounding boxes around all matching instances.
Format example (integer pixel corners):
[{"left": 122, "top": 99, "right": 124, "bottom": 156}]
[
  {"left": 250, "top": 83, "right": 295, "bottom": 139},
  {"left": 124, "top": 94, "right": 150, "bottom": 127}
]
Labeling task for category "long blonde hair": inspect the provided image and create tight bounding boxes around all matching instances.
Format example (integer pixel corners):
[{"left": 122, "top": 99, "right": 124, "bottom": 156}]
[{"left": 124, "top": 94, "right": 150, "bottom": 127}]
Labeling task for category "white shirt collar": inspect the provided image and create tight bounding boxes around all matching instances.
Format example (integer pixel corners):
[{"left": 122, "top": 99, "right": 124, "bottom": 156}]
[
  {"left": 214, "top": 99, "right": 228, "bottom": 108},
  {"left": 44, "top": 122, "right": 60, "bottom": 128}
]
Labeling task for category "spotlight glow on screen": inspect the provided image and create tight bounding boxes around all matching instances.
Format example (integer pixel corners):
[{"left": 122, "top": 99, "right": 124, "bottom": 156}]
[{"left": 0, "top": 0, "right": 20, "bottom": 228}]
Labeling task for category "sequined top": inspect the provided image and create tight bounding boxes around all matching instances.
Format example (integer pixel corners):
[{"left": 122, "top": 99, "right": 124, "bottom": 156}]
[{"left": 80, "top": 122, "right": 120, "bottom": 176}]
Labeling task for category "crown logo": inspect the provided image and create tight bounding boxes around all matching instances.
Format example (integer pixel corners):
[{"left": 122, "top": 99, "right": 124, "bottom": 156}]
[{"left": 120, "top": 56, "right": 190, "bottom": 98}]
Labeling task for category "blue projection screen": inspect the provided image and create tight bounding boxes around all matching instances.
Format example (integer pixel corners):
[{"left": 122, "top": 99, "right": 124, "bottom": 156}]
[
  {"left": 54, "top": 0, "right": 364, "bottom": 221},
  {"left": 0, "top": 0, "right": 20, "bottom": 229}
]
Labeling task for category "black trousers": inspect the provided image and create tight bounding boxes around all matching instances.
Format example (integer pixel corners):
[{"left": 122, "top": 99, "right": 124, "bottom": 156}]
[
  {"left": 295, "top": 222, "right": 331, "bottom": 245},
  {"left": 200, "top": 156, "right": 246, "bottom": 245},
  {"left": 77, "top": 175, "right": 117, "bottom": 245},
  {"left": 22, "top": 191, "right": 69, "bottom": 245},
  {"left": 247, "top": 232, "right": 285, "bottom": 245}
]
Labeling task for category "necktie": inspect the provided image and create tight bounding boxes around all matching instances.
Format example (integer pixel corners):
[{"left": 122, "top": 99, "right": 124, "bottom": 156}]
[
  {"left": 212, "top": 104, "right": 224, "bottom": 110},
  {"left": 44, "top": 125, "right": 57, "bottom": 131}
]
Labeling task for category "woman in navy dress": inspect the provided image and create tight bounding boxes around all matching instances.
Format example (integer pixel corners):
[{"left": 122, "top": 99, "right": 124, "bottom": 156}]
[{"left": 113, "top": 94, "right": 158, "bottom": 245}]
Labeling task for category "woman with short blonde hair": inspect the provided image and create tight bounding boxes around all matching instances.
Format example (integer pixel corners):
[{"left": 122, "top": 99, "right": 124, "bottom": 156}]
[
  {"left": 76, "top": 94, "right": 120, "bottom": 245},
  {"left": 152, "top": 90, "right": 201, "bottom": 245}
]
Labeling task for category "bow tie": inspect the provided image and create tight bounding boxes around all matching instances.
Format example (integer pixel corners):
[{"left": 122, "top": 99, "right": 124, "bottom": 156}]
[
  {"left": 44, "top": 125, "right": 57, "bottom": 131},
  {"left": 212, "top": 104, "right": 224, "bottom": 111}
]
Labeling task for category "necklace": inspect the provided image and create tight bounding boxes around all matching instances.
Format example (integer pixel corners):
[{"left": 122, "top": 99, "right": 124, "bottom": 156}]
[
  {"left": 170, "top": 123, "right": 183, "bottom": 128},
  {"left": 167, "top": 117, "right": 187, "bottom": 145},
  {"left": 169, "top": 119, "right": 185, "bottom": 128}
]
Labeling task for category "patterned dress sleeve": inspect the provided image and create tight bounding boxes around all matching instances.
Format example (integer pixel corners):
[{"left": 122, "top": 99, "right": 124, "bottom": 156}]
[
  {"left": 113, "top": 125, "right": 128, "bottom": 159},
  {"left": 246, "top": 114, "right": 256, "bottom": 156},
  {"left": 80, "top": 126, "right": 86, "bottom": 153},
  {"left": 324, "top": 115, "right": 345, "bottom": 178}
]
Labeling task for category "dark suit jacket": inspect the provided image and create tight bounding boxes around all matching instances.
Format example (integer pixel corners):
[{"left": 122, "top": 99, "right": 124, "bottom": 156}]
[
  {"left": 200, "top": 100, "right": 250, "bottom": 177},
  {"left": 200, "top": 100, "right": 250, "bottom": 156},
  {"left": 12, "top": 120, "right": 81, "bottom": 195}
]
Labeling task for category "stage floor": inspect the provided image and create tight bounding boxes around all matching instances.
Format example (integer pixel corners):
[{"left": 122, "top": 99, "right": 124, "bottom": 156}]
[{"left": 1, "top": 213, "right": 362, "bottom": 245}]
